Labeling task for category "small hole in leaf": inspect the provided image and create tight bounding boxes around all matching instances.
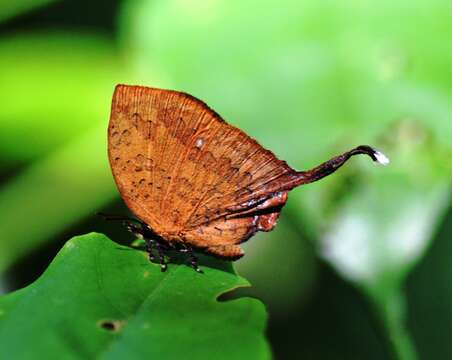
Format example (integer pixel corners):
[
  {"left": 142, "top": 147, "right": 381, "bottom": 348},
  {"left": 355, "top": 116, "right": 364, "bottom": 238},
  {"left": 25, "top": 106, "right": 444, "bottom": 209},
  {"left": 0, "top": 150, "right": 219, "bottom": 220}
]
[{"left": 98, "top": 319, "right": 122, "bottom": 332}]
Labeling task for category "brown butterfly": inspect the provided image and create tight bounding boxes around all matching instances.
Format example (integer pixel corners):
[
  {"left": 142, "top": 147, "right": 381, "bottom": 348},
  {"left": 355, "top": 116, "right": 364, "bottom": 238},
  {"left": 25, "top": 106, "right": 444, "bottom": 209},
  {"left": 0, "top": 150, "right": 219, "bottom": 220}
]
[{"left": 107, "top": 84, "right": 389, "bottom": 272}]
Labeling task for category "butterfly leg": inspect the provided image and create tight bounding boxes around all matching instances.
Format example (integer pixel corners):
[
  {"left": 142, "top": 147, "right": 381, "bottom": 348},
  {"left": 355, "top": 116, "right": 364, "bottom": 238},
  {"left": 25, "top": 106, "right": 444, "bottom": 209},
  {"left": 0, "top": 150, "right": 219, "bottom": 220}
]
[
  {"left": 122, "top": 219, "right": 147, "bottom": 239},
  {"left": 154, "top": 241, "right": 168, "bottom": 272},
  {"left": 189, "top": 252, "right": 203, "bottom": 274},
  {"left": 144, "top": 238, "right": 156, "bottom": 262},
  {"left": 178, "top": 245, "right": 203, "bottom": 274},
  {"left": 121, "top": 219, "right": 158, "bottom": 263},
  {"left": 143, "top": 236, "right": 172, "bottom": 271}
]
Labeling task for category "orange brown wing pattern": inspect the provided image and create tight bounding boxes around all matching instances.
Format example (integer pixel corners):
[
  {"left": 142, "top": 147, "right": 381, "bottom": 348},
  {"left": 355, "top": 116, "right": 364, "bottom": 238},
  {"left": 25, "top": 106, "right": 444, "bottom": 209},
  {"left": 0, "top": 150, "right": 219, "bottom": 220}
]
[
  {"left": 183, "top": 192, "right": 289, "bottom": 259},
  {"left": 108, "top": 85, "right": 296, "bottom": 250}
]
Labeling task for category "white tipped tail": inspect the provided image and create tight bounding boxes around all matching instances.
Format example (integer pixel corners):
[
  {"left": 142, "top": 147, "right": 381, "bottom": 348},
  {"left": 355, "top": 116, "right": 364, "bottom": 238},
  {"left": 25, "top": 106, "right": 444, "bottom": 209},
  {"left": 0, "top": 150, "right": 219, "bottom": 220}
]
[
  {"left": 291, "top": 145, "right": 390, "bottom": 187},
  {"left": 373, "top": 150, "right": 390, "bottom": 165}
]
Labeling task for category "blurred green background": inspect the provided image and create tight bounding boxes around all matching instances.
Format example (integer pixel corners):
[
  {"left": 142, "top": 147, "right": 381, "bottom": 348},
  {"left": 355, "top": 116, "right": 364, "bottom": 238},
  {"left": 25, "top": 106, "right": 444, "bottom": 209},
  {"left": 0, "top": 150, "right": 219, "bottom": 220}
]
[{"left": 0, "top": 0, "right": 451, "bottom": 359}]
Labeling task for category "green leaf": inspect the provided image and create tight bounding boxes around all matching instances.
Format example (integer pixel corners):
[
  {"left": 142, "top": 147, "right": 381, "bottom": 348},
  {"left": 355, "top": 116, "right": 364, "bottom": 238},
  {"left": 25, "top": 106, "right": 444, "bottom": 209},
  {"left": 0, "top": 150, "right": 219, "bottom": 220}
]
[{"left": 0, "top": 233, "right": 270, "bottom": 360}]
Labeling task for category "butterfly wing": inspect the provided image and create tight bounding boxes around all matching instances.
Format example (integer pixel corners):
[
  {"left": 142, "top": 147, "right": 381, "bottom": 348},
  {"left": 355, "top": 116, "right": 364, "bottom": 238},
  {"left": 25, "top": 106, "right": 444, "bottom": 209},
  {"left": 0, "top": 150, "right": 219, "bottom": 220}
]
[{"left": 108, "top": 85, "right": 296, "bottom": 252}]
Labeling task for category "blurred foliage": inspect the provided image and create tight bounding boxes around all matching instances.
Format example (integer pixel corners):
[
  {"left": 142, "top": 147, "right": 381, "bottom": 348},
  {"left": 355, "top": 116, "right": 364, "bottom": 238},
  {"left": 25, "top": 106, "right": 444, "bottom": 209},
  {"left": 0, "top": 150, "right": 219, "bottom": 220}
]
[
  {"left": 0, "top": 0, "right": 451, "bottom": 359},
  {"left": 0, "top": 33, "right": 126, "bottom": 162},
  {"left": 0, "top": 233, "right": 269, "bottom": 359},
  {"left": 0, "top": 125, "right": 117, "bottom": 272},
  {"left": 0, "top": 0, "right": 57, "bottom": 23}
]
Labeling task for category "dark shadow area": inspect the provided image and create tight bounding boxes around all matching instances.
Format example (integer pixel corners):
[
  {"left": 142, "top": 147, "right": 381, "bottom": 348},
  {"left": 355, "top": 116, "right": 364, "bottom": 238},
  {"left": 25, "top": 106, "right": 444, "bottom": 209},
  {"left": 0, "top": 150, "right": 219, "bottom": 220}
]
[
  {"left": 406, "top": 204, "right": 452, "bottom": 359},
  {"left": 0, "top": 0, "right": 122, "bottom": 38},
  {"left": 196, "top": 253, "right": 234, "bottom": 274},
  {"left": 0, "top": 162, "right": 27, "bottom": 188},
  {"left": 266, "top": 261, "right": 389, "bottom": 360},
  {"left": 3, "top": 199, "right": 132, "bottom": 292}
]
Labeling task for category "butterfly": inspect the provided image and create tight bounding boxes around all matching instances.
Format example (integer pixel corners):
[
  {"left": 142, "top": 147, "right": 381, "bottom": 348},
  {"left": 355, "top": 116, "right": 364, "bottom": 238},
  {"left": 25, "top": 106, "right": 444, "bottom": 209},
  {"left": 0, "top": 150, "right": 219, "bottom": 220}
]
[{"left": 107, "top": 84, "right": 389, "bottom": 272}]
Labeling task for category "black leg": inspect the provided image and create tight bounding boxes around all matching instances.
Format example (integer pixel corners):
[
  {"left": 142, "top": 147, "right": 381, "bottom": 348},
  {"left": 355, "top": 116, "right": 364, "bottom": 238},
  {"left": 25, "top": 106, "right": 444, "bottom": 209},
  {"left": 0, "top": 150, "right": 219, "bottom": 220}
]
[
  {"left": 121, "top": 219, "right": 158, "bottom": 264},
  {"left": 190, "top": 254, "right": 203, "bottom": 274},
  {"left": 122, "top": 219, "right": 147, "bottom": 240},
  {"left": 155, "top": 242, "right": 168, "bottom": 272},
  {"left": 182, "top": 245, "right": 203, "bottom": 274},
  {"left": 144, "top": 238, "right": 156, "bottom": 262}
]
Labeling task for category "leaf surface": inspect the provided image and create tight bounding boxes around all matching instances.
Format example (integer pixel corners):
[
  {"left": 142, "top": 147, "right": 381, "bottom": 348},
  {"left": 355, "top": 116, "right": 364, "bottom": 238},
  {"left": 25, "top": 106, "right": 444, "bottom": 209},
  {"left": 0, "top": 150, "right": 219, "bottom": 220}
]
[{"left": 0, "top": 233, "right": 269, "bottom": 360}]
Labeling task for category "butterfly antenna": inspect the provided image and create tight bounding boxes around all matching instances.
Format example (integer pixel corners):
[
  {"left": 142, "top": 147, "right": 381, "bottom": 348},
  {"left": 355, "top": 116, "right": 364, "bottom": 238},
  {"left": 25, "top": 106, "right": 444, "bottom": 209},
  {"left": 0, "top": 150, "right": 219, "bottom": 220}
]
[
  {"left": 96, "top": 212, "right": 142, "bottom": 223},
  {"left": 293, "top": 145, "right": 389, "bottom": 186}
]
